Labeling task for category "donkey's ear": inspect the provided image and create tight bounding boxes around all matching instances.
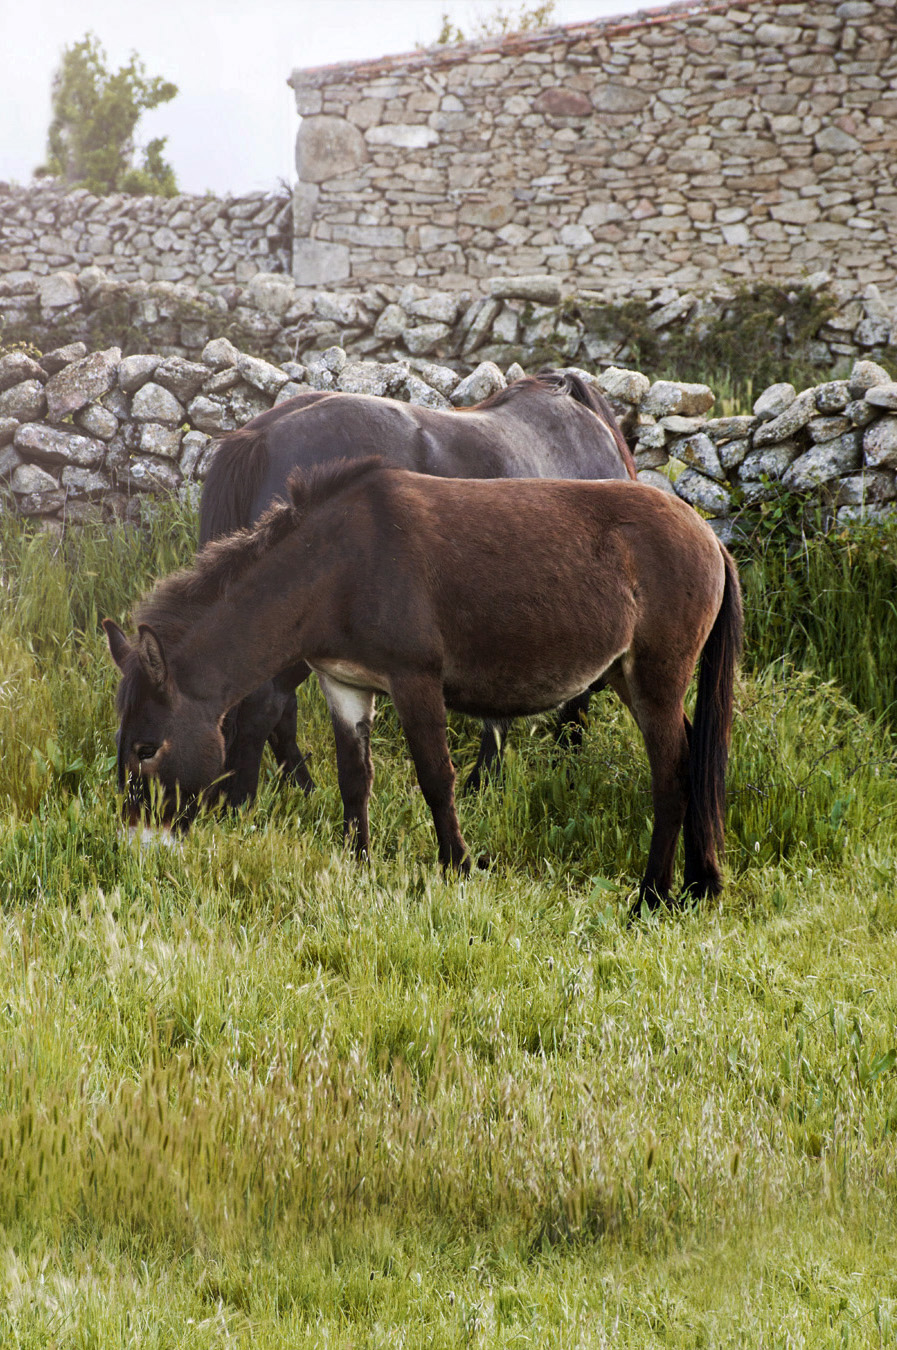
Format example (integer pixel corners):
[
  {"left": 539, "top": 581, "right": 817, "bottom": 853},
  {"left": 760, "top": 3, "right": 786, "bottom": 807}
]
[
  {"left": 136, "top": 624, "right": 169, "bottom": 690},
  {"left": 102, "top": 618, "right": 132, "bottom": 672}
]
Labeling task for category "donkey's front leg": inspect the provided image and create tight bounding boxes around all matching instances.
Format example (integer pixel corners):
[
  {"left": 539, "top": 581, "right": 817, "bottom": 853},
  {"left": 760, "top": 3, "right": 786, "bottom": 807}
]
[
  {"left": 390, "top": 673, "right": 470, "bottom": 873},
  {"left": 318, "top": 675, "right": 376, "bottom": 859}
]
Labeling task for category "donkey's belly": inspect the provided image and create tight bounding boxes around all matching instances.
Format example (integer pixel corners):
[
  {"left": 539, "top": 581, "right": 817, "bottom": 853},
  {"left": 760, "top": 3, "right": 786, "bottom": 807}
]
[{"left": 442, "top": 653, "right": 622, "bottom": 720}]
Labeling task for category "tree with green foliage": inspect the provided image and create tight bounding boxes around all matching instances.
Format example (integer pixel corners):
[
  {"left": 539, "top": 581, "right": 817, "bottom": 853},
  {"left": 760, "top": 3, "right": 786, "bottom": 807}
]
[
  {"left": 39, "top": 33, "right": 179, "bottom": 197},
  {"left": 433, "top": 1, "right": 556, "bottom": 45}
]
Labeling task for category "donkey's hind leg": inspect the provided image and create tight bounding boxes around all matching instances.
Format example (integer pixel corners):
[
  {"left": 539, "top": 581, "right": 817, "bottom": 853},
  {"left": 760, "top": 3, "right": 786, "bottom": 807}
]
[
  {"left": 680, "top": 714, "right": 724, "bottom": 902},
  {"left": 391, "top": 674, "right": 470, "bottom": 873},
  {"left": 462, "top": 719, "right": 510, "bottom": 795},
  {"left": 553, "top": 687, "right": 595, "bottom": 751},
  {"left": 318, "top": 675, "right": 375, "bottom": 859},
  {"left": 606, "top": 667, "right": 690, "bottom": 913},
  {"left": 267, "top": 663, "right": 315, "bottom": 794}
]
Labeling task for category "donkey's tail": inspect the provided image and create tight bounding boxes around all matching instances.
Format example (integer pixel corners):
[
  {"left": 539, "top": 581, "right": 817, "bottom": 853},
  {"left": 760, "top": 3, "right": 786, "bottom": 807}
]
[
  {"left": 198, "top": 427, "right": 270, "bottom": 546},
  {"left": 685, "top": 545, "right": 743, "bottom": 896}
]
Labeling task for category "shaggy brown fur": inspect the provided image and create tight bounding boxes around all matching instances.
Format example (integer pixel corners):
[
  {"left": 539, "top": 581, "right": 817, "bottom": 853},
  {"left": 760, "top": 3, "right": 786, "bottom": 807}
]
[{"left": 106, "top": 462, "right": 743, "bottom": 913}]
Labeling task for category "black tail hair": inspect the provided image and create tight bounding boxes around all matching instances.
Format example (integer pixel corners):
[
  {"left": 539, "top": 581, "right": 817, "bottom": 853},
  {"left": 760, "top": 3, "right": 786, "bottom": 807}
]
[
  {"left": 198, "top": 428, "right": 270, "bottom": 546},
  {"left": 685, "top": 546, "right": 744, "bottom": 895}
]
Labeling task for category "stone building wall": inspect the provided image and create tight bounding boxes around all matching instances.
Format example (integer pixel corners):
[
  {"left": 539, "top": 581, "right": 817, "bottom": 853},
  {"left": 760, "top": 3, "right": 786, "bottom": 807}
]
[
  {"left": 289, "top": 0, "right": 897, "bottom": 295},
  {"left": 0, "top": 181, "right": 292, "bottom": 287}
]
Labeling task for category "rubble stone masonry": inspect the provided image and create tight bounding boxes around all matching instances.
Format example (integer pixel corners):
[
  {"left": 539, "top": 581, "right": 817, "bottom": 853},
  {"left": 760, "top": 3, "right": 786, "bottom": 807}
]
[{"left": 288, "top": 0, "right": 897, "bottom": 296}]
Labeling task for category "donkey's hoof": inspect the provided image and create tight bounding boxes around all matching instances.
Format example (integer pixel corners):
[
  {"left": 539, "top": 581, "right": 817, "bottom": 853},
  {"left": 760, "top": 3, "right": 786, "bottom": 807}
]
[{"left": 627, "top": 891, "right": 672, "bottom": 924}]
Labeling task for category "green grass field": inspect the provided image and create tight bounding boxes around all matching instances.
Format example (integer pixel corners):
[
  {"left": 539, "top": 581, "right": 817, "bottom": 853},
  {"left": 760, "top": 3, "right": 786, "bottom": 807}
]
[{"left": 1, "top": 505, "right": 896, "bottom": 1347}]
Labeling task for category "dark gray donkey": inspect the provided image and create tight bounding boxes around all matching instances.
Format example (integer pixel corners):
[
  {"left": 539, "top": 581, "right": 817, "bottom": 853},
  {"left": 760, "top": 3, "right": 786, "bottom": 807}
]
[{"left": 198, "top": 370, "right": 637, "bottom": 805}]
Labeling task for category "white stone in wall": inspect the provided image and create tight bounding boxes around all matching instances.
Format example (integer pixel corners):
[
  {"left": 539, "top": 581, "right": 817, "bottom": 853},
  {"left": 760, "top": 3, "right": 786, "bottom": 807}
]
[
  {"left": 292, "top": 239, "right": 350, "bottom": 287},
  {"left": 75, "top": 406, "right": 119, "bottom": 441},
  {"left": 865, "top": 384, "right": 897, "bottom": 412},
  {"left": 37, "top": 272, "right": 80, "bottom": 309},
  {"left": 335, "top": 361, "right": 401, "bottom": 396},
  {"left": 60, "top": 466, "right": 112, "bottom": 499},
  {"left": 296, "top": 116, "right": 367, "bottom": 182},
  {"left": 131, "top": 383, "right": 185, "bottom": 426},
  {"left": 408, "top": 360, "right": 460, "bottom": 399},
  {"left": 0, "top": 419, "right": 19, "bottom": 450},
  {"left": 119, "top": 355, "right": 162, "bottom": 392},
  {"left": 121, "top": 457, "right": 181, "bottom": 495},
  {"left": 405, "top": 292, "right": 462, "bottom": 325},
  {"left": 675, "top": 433, "right": 726, "bottom": 483},
  {"left": 179, "top": 431, "right": 213, "bottom": 479},
  {"left": 247, "top": 272, "right": 296, "bottom": 317},
  {"left": 44, "top": 348, "right": 120, "bottom": 421},
  {"left": 0, "top": 381, "right": 46, "bottom": 421},
  {"left": 753, "top": 390, "right": 819, "bottom": 447},
  {"left": 234, "top": 353, "right": 291, "bottom": 398},
  {"left": 313, "top": 291, "right": 360, "bottom": 325},
  {"left": 642, "top": 381, "right": 714, "bottom": 419},
  {"left": 673, "top": 468, "right": 731, "bottom": 517},
  {"left": 138, "top": 424, "right": 183, "bottom": 460},
  {"left": 11, "top": 461, "right": 60, "bottom": 494},
  {"left": 595, "top": 367, "right": 650, "bottom": 404},
  {"left": 815, "top": 381, "right": 851, "bottom": 414},
  {"left": 717, "top": 439, "right": 751, "bottom": 472},
  {"left": 863, "top": 418, "right": 897, "bottom": 469},
  {"left": 403, "top": 374, "right": 452, "bottom": 410},
  {"left": 848, "top": 361, "right": 891, "bottom": 395},
  {"left": 13, "top": 423, "right": 105, "bottom": 469},
  {"left": 489, "top": 276, "right": 562, "bottom": 305},
  {"left": 783, "top": 434, "right": 862, "bottom": 491},
  {"left": 201, "top": 338, "right": 241, "bottom": 370},
  {"left": 365, "top": 125, "right": 439, "bottom": 149},
  {"left": 0, "top": 352, "right": 46, "bottom": 391},
  {"left": 836, "top": 471, "right": 897, "bottom": 506},
  {"left": 451, "top": 362, "right": 506, "bottom": 407},
  {"left": 374, "top": 305, "right": 408, "bottom": 340},
  {"left": 402, "top": 323, "right": 452, "bottom": 356},
  {"left": 738, "top": 441, "right": 802, "bottom": 483}
]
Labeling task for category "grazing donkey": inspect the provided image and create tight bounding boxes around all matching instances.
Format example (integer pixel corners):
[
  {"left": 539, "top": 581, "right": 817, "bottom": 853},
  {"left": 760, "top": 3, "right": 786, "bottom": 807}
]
[{"left": 105, "top": 460, "right": 742, "bottom": 912}]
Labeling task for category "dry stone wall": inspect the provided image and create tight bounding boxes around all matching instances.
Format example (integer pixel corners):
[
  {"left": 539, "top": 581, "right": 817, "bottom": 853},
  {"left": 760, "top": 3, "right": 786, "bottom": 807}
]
[
  {"left": 2, "top": 338, "right": 895, "bottom": 538},
  {"left": 2, "top": 266, "right": 893, "bottom": 374},
  {"left": 289, "top": 0, "right": 897, "bottom": 296},
  {"left": 0, "top": 181, "right": 292, "bottom": 286}
]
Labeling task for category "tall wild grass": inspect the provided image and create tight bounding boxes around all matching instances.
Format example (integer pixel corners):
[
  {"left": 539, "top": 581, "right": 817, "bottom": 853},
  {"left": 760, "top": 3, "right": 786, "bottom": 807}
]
[{"left": 0, "top": 501, "right": 895, "bottom": 1345}]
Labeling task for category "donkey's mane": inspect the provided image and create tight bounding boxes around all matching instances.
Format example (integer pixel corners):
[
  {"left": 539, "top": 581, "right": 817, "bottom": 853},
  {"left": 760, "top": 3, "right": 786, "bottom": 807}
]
[
  {"left": 134, "top": 457, "right": 387, "bottom": 651},
  {"left": 471, "top": 369, "right": 637, "bottom": 478},
  {"left": 468, "top": 371, "right": 569, "bottom": 412}
]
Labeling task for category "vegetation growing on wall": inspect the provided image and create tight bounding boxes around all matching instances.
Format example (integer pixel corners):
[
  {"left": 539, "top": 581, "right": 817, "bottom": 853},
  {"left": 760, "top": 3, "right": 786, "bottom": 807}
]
[
  {"left": 431, "top": 0, "right": 557, "bottom": 45},
  {"left": 566, "top": 283, "right": 842, "bottom": 404}
]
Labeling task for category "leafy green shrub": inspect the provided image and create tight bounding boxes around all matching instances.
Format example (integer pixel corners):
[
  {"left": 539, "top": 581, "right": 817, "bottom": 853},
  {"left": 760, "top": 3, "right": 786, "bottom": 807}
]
[{"left": 567, "top": 283, "right": 845, "bottom": 407}]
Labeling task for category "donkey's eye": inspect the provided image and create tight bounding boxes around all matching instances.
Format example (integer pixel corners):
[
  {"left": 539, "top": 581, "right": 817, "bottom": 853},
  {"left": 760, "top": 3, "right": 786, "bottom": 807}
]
[{"left": 135, "top": 743, "right": 158, "bottom": 761}]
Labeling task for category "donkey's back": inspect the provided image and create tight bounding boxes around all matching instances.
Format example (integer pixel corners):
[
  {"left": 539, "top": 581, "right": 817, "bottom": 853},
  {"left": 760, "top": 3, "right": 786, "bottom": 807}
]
[{"left": 293, "top": 465, "right": 741, "bottom": 910}]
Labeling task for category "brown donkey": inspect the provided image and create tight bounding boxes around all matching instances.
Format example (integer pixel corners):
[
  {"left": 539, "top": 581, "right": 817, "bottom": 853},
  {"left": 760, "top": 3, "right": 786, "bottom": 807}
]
[{"left": 104, "top": 460, "right": 743, "bottom": 910}]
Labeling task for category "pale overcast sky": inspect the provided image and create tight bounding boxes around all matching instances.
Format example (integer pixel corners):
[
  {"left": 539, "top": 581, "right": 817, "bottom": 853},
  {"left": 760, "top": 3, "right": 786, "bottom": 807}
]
[{"left": 3, "top": 0, "right": 649, "bottom": 196}]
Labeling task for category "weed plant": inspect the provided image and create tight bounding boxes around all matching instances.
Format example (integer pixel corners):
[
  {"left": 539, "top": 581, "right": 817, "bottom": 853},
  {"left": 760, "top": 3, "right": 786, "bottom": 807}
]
[
  {"left": 567, "top": 283, "right": 855, "bottom": 407},
  {"left": 1, "top": 505, "right": 896, "bottom": 1346}
]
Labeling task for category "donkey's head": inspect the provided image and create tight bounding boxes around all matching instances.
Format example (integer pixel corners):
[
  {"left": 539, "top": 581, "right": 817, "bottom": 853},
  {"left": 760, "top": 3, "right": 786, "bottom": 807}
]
[{"left": 103, "top": 619, "right": 227, "bottom": 827}]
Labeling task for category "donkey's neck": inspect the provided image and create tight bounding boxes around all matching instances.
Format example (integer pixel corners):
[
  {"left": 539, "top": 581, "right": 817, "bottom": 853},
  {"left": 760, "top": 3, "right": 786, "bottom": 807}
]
[{"left": 169, "top": 542, "right": 311, "bottom": 711}]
